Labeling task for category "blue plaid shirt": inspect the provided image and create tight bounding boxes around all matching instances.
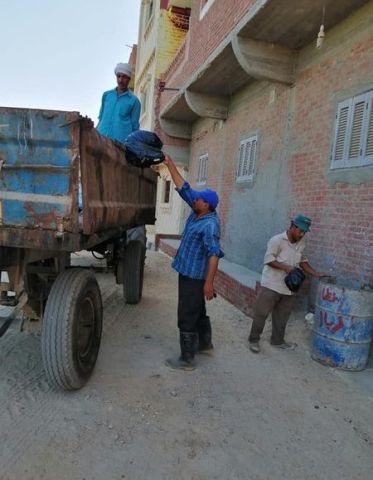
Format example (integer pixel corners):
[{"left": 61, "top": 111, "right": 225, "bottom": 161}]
[{"left": 172, "top": 182, "right": 224, "bottom": 279}]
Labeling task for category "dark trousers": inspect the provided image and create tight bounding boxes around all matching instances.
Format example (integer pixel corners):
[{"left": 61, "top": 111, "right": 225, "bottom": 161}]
[
  {"left": 177, "top": 274, "right": 206, "bottom": 332},
  {"left": 249, "top": 286, "right": 294, "bottom": 345}
]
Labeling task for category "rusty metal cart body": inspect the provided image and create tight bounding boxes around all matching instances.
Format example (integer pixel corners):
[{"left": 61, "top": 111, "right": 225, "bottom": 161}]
[{"left": 0, "top": 107, "right": 157, "bottom": 390}]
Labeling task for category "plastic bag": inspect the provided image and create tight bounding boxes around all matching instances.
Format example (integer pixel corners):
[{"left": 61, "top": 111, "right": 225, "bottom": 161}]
[
  {"left": 284, "top": 267, "right": 306, "bottom": 292},
  {"left": 124, "top": 130, "right": 165, "bottom": 168}
]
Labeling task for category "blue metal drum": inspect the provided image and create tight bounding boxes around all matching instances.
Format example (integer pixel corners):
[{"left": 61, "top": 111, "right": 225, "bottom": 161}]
[{"left": 311, "top": 281, "right": 373, "bottom": 371}]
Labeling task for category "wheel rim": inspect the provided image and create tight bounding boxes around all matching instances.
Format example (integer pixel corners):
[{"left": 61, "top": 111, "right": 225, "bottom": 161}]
[{"left": 77, "top": 295, "right": 96, "bottom": 361}]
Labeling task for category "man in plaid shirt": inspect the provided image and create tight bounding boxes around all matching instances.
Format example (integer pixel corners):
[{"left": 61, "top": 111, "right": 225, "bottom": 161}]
[{"left": 164, "top": 155, "right": 224, "bottom": 371}]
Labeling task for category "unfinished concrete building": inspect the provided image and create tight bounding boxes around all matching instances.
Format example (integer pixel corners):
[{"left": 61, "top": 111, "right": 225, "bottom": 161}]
[{"left": 145, "top": 0, "right": 373, "bottom": 312}]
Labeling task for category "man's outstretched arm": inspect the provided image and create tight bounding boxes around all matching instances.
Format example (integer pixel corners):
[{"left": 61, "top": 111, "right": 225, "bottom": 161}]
[
  {"left": 163, "top": 154, "right": 185, "bottom": 189},
  {"left": 300, "top": 261, "right": 329, "bottom": 278}
]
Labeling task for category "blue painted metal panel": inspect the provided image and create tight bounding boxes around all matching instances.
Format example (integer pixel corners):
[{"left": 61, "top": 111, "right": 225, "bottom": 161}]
[
  {"left": 311, "top": 282, "right": 373, "bottom": 371},
  {"left": 0, "top": 107, "right": 157, "bottom": 246},
  {"left": 2, "top": 171, "right": 70, "bottom": 195},
  {"left": 0, "top": 109, "right": 73, "bottom": 166},
  {"left": 2, "top": 201, "right": 68, "bottom": 230},
  {"left": 0, "top": 107, "right": 79, "bottom": 231}
]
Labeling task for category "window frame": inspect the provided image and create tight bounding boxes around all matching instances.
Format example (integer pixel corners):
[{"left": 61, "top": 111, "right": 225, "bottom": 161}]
[
  {"left": 147, "top": 0, "right": 154, "bottom": 23},
  {"left": 140, "top": 88, "right": 148, "bottom": 117},
  {"left": 162, "top": 179, "right": 171, "bottom": 205},
  {"left": 331, "top": 90, "right": 373, "bottom": 170},
  {"left": 199, "top": 0, "right": 215, "bottom": 19},
  {"left": 236, "top": 135, "right": 258, "bottom": 183},
  {"left": 143, "top": 0, "right": 155, "bottom": 38}
]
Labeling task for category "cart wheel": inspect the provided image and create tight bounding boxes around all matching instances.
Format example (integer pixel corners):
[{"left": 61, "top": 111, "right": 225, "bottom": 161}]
[
  {"left": 41, "top": 268, "right": 103, "bottom": 390},
  {"left": 123, "top": 241, "right": 145, "bottom": 304}
]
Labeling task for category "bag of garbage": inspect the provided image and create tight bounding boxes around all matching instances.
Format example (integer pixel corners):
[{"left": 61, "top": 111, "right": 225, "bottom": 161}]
[
  {"left": 124, "top": 130, "right": 165, "bottom": 168},
  {"left": 284, "top": 267, "right": 306, "bottom": 292}
]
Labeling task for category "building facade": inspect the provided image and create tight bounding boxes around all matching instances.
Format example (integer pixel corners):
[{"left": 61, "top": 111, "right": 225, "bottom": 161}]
[
  {"left": 135, "top": 0, "right": 192, "bottom": 236},
  {"left": 155, "top": 0, "right": 373, "bottom": 304}
]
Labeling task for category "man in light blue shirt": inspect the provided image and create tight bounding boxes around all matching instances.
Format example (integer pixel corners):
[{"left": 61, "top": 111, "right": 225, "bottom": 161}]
[
  {"left": 96, "top": 63, "right": 145, "bottom": 273},
  {"left": 97, "top": 62, "right": 141, "bottom": 144}
]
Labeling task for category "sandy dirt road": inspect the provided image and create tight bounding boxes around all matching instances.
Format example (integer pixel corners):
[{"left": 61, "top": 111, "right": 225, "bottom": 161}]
[{"left": 0, "top": 250, "right": 372, "bottom": 480}]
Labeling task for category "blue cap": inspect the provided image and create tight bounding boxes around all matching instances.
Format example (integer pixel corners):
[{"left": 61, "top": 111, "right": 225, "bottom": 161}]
[
  {"left": 192, "top": 189, "right": 219, "bottom": 209},
  {"left": 292, "top": 214, "right": 311, "bottom": 232}
]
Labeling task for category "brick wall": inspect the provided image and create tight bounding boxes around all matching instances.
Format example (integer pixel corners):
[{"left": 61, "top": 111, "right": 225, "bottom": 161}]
[
  {"left": 171, "top": 4, "right": 373, "bottom": 291},
  {"left": 187, "top": 83, "right": 291, "bottom": 271},
  {"left": 162, "top": 0, "right": 256, "bottom": 87},
  {"left": 158, "top": 0, "right": 256, "bottom": 146},
  {"left": 214, "top": 269, "right": 260, "bottom": 316},
  {"left": 289, "top": 33, "right": 373, "bottom": 287},
  {"left": 158, "top": 1, "right": 373, "bottom": 303}
]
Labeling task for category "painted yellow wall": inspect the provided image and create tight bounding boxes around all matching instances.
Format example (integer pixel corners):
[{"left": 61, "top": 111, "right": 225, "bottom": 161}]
[
  {"left": 155, "top": 7, "right": 190, "bottom": 77},
  {"left": 135, "top": 0, "right": 192, "bottom": 235}
]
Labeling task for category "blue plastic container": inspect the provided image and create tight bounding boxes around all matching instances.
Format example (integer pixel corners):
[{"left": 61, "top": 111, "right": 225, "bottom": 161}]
[{"left": 311, "top": 281, "right": 373, "bottom": 371}]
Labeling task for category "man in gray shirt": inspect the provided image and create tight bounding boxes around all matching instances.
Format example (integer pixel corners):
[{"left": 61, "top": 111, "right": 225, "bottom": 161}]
[{"left": 248, "top": 215, "right": 327, "bottom": 353}]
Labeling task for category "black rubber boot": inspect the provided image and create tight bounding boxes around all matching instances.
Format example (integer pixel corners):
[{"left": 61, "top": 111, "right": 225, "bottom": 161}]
[
  {"left": 198, "top": 316, "right": 214, "bottom": 354},
  {"left": 165, "top": 332, "right": 198, "bottom": 371}
]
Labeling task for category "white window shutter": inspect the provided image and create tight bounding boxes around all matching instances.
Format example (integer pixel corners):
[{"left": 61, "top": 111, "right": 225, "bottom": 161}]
[
  {"left": 346, "top": 93, "right": 369, "bottom": 167},
  {"left": 237, "top": 143, "right": 244, "bottom": 177},
  {"left": 248, "top": 139, "right": 257, "bottom": 178},
  {"left": 197, "top": 154, "right": 208, "bottom": 184},
  {"left": 331, "top": 99, "right": 351, "bottom": 168},
  {"left": 331, "top": 91, "right": 373, "bottom": 170},
  {"left": 236, "top": 135, "right": 257, "bottom": 182},
  {"left": 362, "top": 92, "right": 373, "bottom": 166},
  {"left": 242, "top": 142, "right": 249, "bottom": 176}
]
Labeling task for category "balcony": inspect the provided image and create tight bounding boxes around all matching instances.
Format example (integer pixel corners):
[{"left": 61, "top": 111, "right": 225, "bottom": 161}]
[{"left": 160, "top": 0, "right": 369, "bottom": 139}]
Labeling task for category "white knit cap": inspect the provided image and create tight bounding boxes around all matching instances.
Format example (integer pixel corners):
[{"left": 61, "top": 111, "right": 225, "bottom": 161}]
[{"left": 114, "top": 62, "right": 132, "bottom": 78}]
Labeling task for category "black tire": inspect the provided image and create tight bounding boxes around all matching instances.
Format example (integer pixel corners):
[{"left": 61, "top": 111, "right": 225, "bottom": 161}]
[
  {"left": 123, "top": 241, "right": 145, "bottom": 304},
  {"left": 41, "top": 268, "right": 103, "bottom": 390}
]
